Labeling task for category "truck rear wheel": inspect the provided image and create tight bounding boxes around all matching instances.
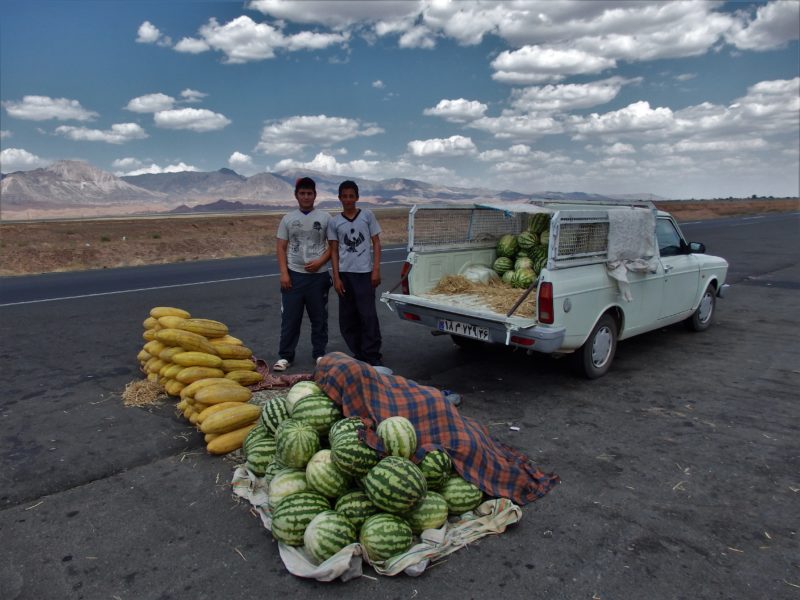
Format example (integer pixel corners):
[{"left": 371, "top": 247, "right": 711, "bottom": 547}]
[{"left": 577, "top": 314, "right": 617, "bottom": 379}]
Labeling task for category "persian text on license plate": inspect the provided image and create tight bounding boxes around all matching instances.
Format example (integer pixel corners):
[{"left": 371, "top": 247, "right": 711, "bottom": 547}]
[{"left": 437, "top": 319, "right": 489, "bottom": 341}]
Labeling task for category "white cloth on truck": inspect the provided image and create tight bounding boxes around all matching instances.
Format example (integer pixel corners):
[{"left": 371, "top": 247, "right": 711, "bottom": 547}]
[{"left": 605, "top": 208, "right": 659, "bottom": 301}]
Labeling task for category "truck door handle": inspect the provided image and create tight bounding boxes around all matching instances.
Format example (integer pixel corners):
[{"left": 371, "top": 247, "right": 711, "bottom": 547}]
[{"left": 664, "top": 265, "right": 674, "bottom": 273}]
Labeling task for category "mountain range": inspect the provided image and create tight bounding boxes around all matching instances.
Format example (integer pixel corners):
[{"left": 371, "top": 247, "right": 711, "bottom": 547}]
[{"left": 0, "top": 160, "right": 663, "bottom": 218}]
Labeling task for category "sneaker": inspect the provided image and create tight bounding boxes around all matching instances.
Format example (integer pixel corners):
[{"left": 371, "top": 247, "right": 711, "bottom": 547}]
[{"left": 273, "top": 359, "right": 290, "bottom": 372}]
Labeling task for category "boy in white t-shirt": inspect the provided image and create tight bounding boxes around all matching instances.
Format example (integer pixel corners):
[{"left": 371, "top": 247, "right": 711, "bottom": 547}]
[
  {"left": 327, "top": 180, "right": 383, "bottom": 366},
  {"left": 273, "top": 177, "right": 331, "bottom": 371}
]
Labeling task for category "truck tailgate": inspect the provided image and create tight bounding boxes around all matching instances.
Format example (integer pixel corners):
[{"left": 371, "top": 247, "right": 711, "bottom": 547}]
[{"left": 381, "top": 291, "right": 566, "bottom": 353}]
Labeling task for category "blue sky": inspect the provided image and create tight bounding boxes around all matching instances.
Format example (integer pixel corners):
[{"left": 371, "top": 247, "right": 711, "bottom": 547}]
[{"left": 1, "top": 0, "right": 798, "bottom": 199}]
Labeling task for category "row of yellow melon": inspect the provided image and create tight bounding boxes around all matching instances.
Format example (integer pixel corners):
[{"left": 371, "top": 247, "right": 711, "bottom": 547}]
[
  {"left": 137, "top": 306, "right": 263, "bottom": 454},
  {"left": 175, "top": 378, "right": 260, "bottom": 454}
]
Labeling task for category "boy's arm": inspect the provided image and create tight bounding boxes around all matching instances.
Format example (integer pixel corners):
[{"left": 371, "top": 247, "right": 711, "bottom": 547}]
[
  {"left": 329, "top": 240, "right": 345, "bottom": 295},
  {"left": 305, "top": 244, "right": 331, "bottom": 273},
  {"left": 371, "top": 234, "right": 381, "bottom": 288},
  {"left": 276, "top": 238, "right": 291, "bottom": 290}
]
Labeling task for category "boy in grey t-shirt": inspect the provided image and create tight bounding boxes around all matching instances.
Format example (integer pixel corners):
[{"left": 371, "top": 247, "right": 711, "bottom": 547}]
[
  {"left": 274, "top": 177, "right": 331, "bottom": 371},
  {"left": 327, "top": 180, "right": 382, "bottom": 366}
]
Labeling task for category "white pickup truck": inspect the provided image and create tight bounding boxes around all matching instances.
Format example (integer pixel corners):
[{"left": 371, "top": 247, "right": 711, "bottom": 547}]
[{"left": 381, "top": 200, "right": 729, "bottom": 378}]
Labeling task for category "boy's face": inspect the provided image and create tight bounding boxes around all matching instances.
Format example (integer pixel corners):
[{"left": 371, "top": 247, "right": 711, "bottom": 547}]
[
  {"left": 338, "top": 188, "right": 358, "bottom": 210},
  {"left": 295, "top": 188, "right": 316, "bottom": 211}
]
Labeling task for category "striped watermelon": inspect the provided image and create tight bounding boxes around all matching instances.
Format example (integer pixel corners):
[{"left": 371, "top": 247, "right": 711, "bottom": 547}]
[
  {"left": 517, "top": 231, "right": 539, "bottom": 250},
  {"left": 263, "top": 459, "right": 287, "bottom": 484},
  {"left": 402, "top": 491, "right": 449, "bottom": 535},
  {"left": 496, "top": 234, "right": 518, "bottom": 258},
  {"left": 268, "top": 468, "right": 308, "bottom": 509},
  {"left": 331, "top": 429, "right": 379, "bottom": 477},
  {"left": 514, "top": 256, "right": 533, "bottom": 271},
  {"left": 528, "top": 213, "right": 550, "bottom": 235},
  {"left": 492, "top": 256, "right": 513, "bottom": 275},
  {"left": 270, "top": 491, "right": 330, "bottom": 546},
  {"left": 539, "top": 229, "right": 550, "bottom": 246},
  {"left": 305, "top": 449, "right": 351, "bottom": 498},
  {"left": 532, "top": 255, "right": 546, "bottom": 274},
  {"left": 359, "top": 513, "right": 413, "bottom": 562},
  {"left": 334, "top": 491, "right": 379, "bottom": 531},
  {"left": 440, "top": 475, "right": 484, "bottom": 514},
  {"left": 285, "top": 381, "right": 323, "bottom": 414},
  {"left": 419, "top": 450, "right": 453, "bottom": 491},
  {"left": 243, "top": 421, "right": 270, "bottom": 457},
  {"left": 501, "top": 270, "right": 515, "bottom": 285},
  {"left": 245, "top": 436, "right": 277, "bottom": 477},
  {"left": 291, "top": 394, "right": 342, "bottom": 436},
  {"left": 376, "top": 416, "right": 417, "bottom": 459},
  {"left": 364, "top": 456, "right": 427, "bottom": 514},
  {"left": 275, "top": 419, "right": 320, "bottom": 469},
  {"left": 303, "top": 510, "right": 358, "bottom": 564},
  {"left": 328, "top": 416, "right": 364, "bottom": 445},
  {"left": 511, "top": 267, "right": 535, "bottom": 289},
  {"left": 260, "top": 396, "right": 289, "bottom": 434}
]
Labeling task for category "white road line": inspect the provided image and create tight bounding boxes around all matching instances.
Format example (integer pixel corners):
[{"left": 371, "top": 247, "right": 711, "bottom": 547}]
[{"left": 0, "top": 260, "right": 408, "bottom": 307}]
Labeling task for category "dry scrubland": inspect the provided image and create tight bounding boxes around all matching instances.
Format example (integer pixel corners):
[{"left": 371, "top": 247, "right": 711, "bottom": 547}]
[{"left": 0, "top": 200, "right": 797, "bottom": 276}]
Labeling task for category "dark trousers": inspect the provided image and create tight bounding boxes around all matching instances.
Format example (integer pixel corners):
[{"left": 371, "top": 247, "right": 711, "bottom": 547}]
[
  {"left": 279, "top": 271, "right": 331, "bottom": 362},
  {"left": 338, "top": 272, "right": 382, "bottom": 366}
]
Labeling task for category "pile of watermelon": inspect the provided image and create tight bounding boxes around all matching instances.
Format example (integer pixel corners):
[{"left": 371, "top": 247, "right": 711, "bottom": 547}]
[
  {"left": 243, "top": 381, "right": 485, "bottom": 565},
  {"left": 491, "top": 213, "right": 551, "bottom": 288}
]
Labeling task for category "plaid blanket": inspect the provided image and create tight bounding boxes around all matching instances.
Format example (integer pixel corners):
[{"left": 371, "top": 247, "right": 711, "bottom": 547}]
[{"left": 315, "top": 352, "right": 559, "bottom": 506}]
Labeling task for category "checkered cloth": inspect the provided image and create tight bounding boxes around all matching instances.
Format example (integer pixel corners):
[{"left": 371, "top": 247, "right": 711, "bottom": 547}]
[{"left": 315, "top": 352, "right": 559, "bottom": 506}]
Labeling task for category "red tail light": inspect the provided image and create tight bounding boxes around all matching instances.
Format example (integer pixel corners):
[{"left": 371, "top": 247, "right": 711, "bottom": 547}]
[
  {"left": 510, "top": 336, "right": 534, "bottom": 346},
  {"left": 538, "top": 282, "right": 554, "bottom": 324},
  {"left": 402, "top": 312, "right": 420, "bottom": 321},
  {"left": 400, "top": 261, "right": 412, "bottom": 295}
]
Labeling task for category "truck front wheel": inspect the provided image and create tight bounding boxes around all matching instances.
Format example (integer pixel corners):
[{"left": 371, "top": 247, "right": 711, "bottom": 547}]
[
  {"left": 685, "top": 284, "right": 716, "bottom": 332},
  {"left": 577, "top": 314, "right": 618, "bottom": 379}
]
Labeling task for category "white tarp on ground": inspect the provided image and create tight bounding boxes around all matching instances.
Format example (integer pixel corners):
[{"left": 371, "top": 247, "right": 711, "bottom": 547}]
[{"left": 231, "top": 465, "right": 523, "bottom": 582}]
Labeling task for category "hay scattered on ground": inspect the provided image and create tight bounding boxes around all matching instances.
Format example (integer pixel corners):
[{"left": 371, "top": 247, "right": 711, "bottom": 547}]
[
  {"left": 122, "top": 379, "right": 168, "bottom": 407},
  {"left": 429, "top": 274, "right": 537, "bottom": 317}
]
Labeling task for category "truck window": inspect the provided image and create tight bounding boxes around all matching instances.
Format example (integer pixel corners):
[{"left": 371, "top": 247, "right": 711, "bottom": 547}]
[{"left": 656, "top": 218, "right": 683, "bottom": 257}]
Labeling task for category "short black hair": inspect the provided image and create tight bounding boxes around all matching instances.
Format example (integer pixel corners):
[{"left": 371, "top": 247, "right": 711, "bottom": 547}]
[
  {"left": 338, "top": 180, "right": 359, "bottom": 197},
  {"left": 295, "top": 177, "right": 316, "bottom": 193}
]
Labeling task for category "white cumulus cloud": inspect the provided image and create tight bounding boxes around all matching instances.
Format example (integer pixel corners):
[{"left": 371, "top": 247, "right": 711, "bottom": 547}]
[
  {"left": 0, "top": 148, "right": 49, "bottom": 172},
  {"left": 571, "top": 101, "right": 675, "bottom": 136},
  {"left": 407, "top": 135, "right": 477, "bottom": 157},
  {"left": 727, "top": 0, "right": 800, "bottom": 51},
  {"left": 372, "top": 80, "right": 385, "bottom": 89},
  {"left": 153, "top": 108, "right": 231, "bottom": 132},
  {"left": 174, "top": 37, "right": 211, "bottom": 54},
  {"left": 112, "top": 157, "right": 143, "bottom": 169},
  {"left": 510, "top": 77, "right": 636, "bottom": 114},
  {"left": 229, "top": 151, "right": 257, "bottom": 175},
  {"left": 54, "top": 123, "right": 149, "bottom": 144},
  {"left": 423, "top": 98, "right": 487, "bottom": 123},
  {"left": 136, "top": 21, "right": 171, "bottom": 46},
  {"left": 2, "top": 95, "right": 98, "bottom": 121},
  {"left": 492, "top": 46, "right": 616, "bottom": 84},
  {"left": 256, "top": 115, "right": 383, "bottom": 155},
  {"left": 271, "top": 151, "right": 454, "bottom": 182},
  {"left": 0, "top": 130, "right": 11, "bottom": 139},
  {"left": 120, "top": 162, "right": 199, "bottom": 176},
  {"left": 125, "top": 93, "right": 176, "bottom": 113},
  {"left": 181, "top": 89, "right": 208, "bottom": 103},
  {"left": 192, "top": 15, "right": 348, "bottom": 64}
]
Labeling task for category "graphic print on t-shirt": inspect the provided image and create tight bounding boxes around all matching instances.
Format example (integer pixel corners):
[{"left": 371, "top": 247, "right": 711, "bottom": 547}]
[{"left": 343, "top": 227, "right": 366, "bottom": 254}]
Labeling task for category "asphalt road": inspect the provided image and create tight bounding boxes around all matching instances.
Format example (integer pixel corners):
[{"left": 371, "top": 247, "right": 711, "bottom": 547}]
[{"left": 1, "top": 212, "right": 798, "bottom": 600}]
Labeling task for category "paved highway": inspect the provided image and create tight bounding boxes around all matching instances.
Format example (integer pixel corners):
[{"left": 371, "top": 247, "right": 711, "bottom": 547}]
[{"left": 0, "top": 212, "right": 798, "bottom": 600}]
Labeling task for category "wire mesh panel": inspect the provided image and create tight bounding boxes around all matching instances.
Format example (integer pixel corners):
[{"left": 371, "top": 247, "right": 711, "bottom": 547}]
[
  {"left": 410, "top": 206, "right": 525, "bottom": 251},
  {"left": 555, "top": 218, "right": 609, "bottom": 258}
]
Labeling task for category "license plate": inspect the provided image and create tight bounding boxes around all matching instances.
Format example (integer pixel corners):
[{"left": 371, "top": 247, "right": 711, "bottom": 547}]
[{"left": 437, "top": 319, "right": 489, "bottom": 341}]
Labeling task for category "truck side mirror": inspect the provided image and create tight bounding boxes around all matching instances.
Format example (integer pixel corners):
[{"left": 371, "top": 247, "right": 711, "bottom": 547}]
[{"left": 688, "top": 242, "right": 706, "bottom": 254}]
